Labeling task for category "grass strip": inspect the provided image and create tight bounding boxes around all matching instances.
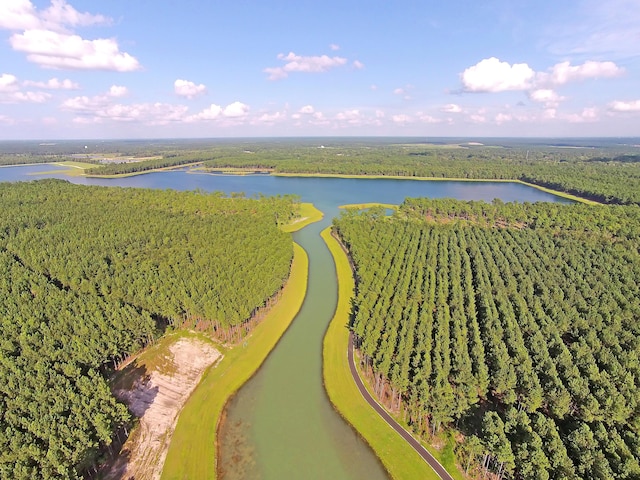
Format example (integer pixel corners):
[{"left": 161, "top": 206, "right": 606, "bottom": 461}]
[
  {"left": 161, "top": 242, "right": 309, "bottom": 480},
  {"left": 321, "top": 227, "right": 444, "bottom": 480},
  {"left": 338, "top": 202, "right": 398, "bottom": 210},
  {"left": 280, "top": 202, "right": 324, "bottom": 232}
]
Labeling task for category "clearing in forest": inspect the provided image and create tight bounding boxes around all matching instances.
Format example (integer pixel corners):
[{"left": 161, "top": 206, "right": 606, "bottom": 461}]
[{"left": 105, "top": 335, "right": 221, "bottom": 480}]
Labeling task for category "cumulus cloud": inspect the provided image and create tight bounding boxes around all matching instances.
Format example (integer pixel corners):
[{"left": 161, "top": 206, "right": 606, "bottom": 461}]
[
  {"left": 1, "top": 1, "right": 139, "bottom": 72},
  {"left": 23, "top": 77, "right": 79, "bottom": 89},
  {"left": 353, "top": 60, "right": 365, "bottom": 69},
  {"left": 10, "top": 29, "right": 140, "bottom": 71},
  {"left": 330, "top": 44, "right": 340, "bottom": 51},
  {"left": 462, "top": 57, "right": 624, "bottom": 95},
  {"left": 528, "top": 89, "right": 565, "bottom": 108},
  {"left": 441, "top": 103, "right": 463, "bottom": 113},
  {"left": 174, "top": 79, "right": 207, "bottom": 99},
  {"left": 461, "top": 57, "right": 535, "bottom": 92},
  {"left": 253, "top": 111, "right": 286, "bottom": 125},
  {"left": 539, "top": 60, "right": 624, "bottom": 86},
  {"left": 0, "top": 73, "right": 19, "bottom": 92},
  {"left": 264, "top": 51, "right": 348, "bottom": 80},
  {"left": 64, "top": 95, "right": 189, "bottom": 125},
  {"left": 108, "top": 85, "right": 128, "bottom": 97},
  {"left": 299, "top": 105, "right": 315, "bottom": 114},
  {"left": 0, "top": 0, "right": 108, "bottom": 32},
  {"left": 0, "top": 72, "right": 52, "bottom": 103},
  {"left": 392, "top": 114, "right": 412, "bottom": 124},
  {"left": 495, "top": 113, "right": 513, "bottom": 125},
  {"left": 223, "top": 101, "right": 250, "bottom": 118},
  {"left": 609, "top": 99, "right": 640, "bottom": 112},
  {"left": 188, "top": 102, "right": 250, "bottom": 122},
  {"left": 188, "top": 104, "right": 222, "bottom": 121}
]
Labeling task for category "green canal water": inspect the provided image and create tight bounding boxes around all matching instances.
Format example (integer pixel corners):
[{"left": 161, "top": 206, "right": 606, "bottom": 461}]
[
  {"left": 0, "top": 166, "right": 574, "bottom": 479},
  {"left": 218, "top": 218, "right": 389, "bottom": 479}
]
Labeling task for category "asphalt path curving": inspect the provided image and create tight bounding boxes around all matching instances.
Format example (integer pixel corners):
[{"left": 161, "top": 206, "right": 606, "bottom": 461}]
[{"left": 347, "top": 332, "right": 455, "bottom": 480}]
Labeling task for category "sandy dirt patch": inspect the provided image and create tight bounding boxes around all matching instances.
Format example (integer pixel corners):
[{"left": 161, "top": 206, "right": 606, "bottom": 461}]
[{"left": 106, "top": 338, "right": 221, "bottom": 480}]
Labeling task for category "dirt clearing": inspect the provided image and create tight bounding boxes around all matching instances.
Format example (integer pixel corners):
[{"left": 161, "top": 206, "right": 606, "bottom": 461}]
[{"left": 105, "top": 337, "right": 221, "bottom": 480}]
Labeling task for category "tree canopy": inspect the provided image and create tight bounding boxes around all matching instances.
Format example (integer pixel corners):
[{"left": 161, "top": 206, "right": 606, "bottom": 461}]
[
  {"left": 335, "top": 199, "right": 640, "bottom": 479},
  {"left": 0, "top": 180, "right": 298, "bottom": 478}
]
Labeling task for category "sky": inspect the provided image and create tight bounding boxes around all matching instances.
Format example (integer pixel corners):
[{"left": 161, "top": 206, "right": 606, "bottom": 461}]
[{"left": 0, "top": 0, "right": 639, "bottom": 139}]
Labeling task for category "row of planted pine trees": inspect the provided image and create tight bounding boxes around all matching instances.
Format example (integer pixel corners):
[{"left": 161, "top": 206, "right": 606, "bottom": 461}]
[{"left": 335, "top": 199, "right": 640, "bottom": 479}]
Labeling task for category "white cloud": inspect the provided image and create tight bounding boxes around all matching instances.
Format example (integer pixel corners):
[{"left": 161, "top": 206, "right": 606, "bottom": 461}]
[
  {"left": 10, "top": 29, "right": 140, "bottom": 71},
  {"left": 392, "top": 114, "right": 412, "bottom": 124},
  {"left": 0, "top": 0, "right": 109, "bottom": 32},
  {"left": 393, "top": 88, "right": 405, "bottom": 95},
  {"left": 299, "top": 105, "right": 315, "bottom": 114},
  {"left": 416, "top": 113, "right": 440, "bottom": 123},
  {"left": 64, "top": 94, "right": 190, "bottom": 125},
  {"left": 223, "top": 101, "right": 250, "bottom": 118},
  {"left": 334, "top": 109, "right": 364, "bottom": 126},
  {"left": 468, "top": 114, "right": 487, "bottom": 123},
  {"left": 189, "top": 104, "right": 222, "bottom": 121},
  {"left": 23, "top": 77, "right": 79, "bottom": 89},
  {"left": 40, "top": 0, "right": 109, "bottom": 30},
  {"left": 529, "top": 89, "right": 565, "bottom": 108},
  {"left": 0, "top": 72, "right": 52, "bottom": 103},
  {"left": 540, "top": 60, "right": 624, "bottom": 85},
  {"left": 0, "top": 73, "right": 19, "bottom": 92},
  {"left": 253, "top": 111, "right": 286, "bottom": 125},
  {"left": 330, "top": 44, "right": 340, "bottom": 51},
  {"left": 1, "top": 1, "right": 138, "bottom": 72},
  {"left": 109, "top": 85, "right": 128, "bottom": 97},
  {"left": 174, "top": 79, "right": 207, "bottom": 99},
  {"left": 265, "top": 51, "right": 348, "bottom": 80},
  {"left": 353, "top": 60, "right": 365, "bottom": 69},
  {"left": 0, "top": 0, "right": 39, "bottom": 31},
  {"left": 461, "top": 57, "right": 535, "bottom": 92},
  {"left": 495, "top": 113, "right": 513, "bottom": 124},
  {"left": 608, "top": 99, "right": 640, "bottom": 112},
  {"left": 442, "top": 103, "right": 462, "bottom": 113}
]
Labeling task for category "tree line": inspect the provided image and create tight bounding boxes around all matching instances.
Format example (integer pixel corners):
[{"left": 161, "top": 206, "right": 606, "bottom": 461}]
[
  {"left": 334, "top": 199, "right": 640, "bottom": 479},
  {"left": 0, "top": 180, "right": 298, "bottom": 478}
]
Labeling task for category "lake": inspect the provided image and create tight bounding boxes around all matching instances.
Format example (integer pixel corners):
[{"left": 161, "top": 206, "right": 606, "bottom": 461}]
[{"left": 0, "top": 165, "right": 573, "bottom": 479}]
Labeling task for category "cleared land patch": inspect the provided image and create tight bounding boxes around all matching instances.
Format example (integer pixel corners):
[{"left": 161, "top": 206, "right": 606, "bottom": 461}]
[{"left": 105, "top": 335, "right": 221, "bottom": 480}]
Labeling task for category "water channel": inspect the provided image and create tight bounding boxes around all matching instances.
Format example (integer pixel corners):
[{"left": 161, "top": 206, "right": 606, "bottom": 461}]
[{"left": 0, "top": 166, "right": 573, "bottom": 478}]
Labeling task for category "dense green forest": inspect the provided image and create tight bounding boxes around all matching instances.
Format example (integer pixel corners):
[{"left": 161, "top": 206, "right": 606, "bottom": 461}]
[
  {"left": 0, "top": 180, "right": 297, "bottom": 479},
  {"left": 334, "top": 199, "right": 640, "bottom": 479},
  {"left": 199, "top": 144, "right": 640, "bottom": 205},
  {"left": 4, "top": 139, "right": 640, "bottom": 203}
]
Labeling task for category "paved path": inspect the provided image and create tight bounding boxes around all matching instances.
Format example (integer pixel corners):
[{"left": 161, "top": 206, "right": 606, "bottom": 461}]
[{"left": 348, "top": 332, "right": 455, "bottom": 480}]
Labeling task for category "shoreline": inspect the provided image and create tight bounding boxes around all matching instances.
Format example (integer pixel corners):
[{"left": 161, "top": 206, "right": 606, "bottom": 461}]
[{"left": 2, "top": 162, "right": 603, "bottom": 205}]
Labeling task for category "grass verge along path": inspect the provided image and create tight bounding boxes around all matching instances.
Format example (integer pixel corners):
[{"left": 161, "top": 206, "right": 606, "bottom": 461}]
[
  {"left": 161, "top": 241, "right": 309, "bottom": 480},
  {"left": 321, "top": 227, "right": 444, "bottom": 480}
]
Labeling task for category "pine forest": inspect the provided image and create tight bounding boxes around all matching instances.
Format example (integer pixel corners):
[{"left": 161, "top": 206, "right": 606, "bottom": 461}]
[
  {"left": 0, "top": 180, "right": 297, "bottom": 478},
  {"left": 334, "top": 199, "right": 640, "bottom": 479}
]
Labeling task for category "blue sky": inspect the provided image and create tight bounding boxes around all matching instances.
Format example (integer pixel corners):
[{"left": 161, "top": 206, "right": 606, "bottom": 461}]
[{"left": 0, "top": 0, "right": 639, "bottom": 139}]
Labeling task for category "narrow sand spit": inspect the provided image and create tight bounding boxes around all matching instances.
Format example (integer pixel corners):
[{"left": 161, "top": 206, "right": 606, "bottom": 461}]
[{"left": 106, "top": 338, "right": 221, "bottom": 480}]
